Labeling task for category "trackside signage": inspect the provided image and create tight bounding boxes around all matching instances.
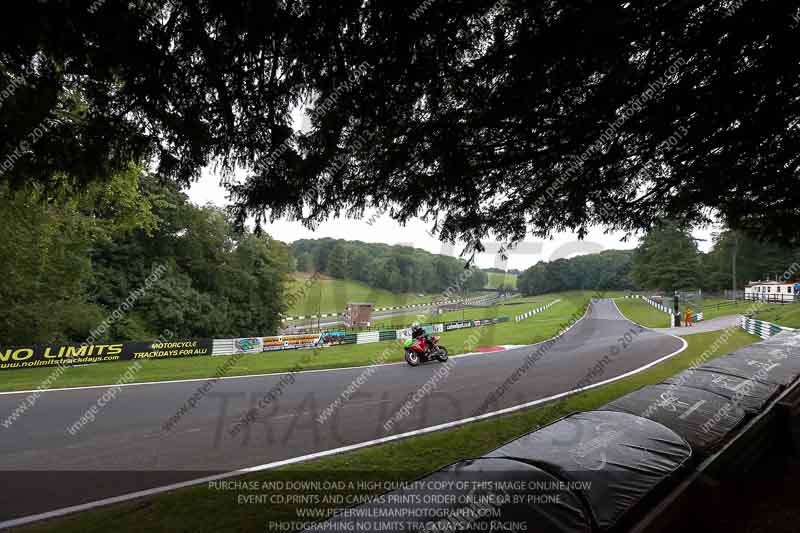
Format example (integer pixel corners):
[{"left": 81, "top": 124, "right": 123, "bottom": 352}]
[{"left": 0, "top": 339, "right": 213, "bottom": 371}]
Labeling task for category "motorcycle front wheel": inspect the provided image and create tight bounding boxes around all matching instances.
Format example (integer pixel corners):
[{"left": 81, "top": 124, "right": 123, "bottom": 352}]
[
  {"left": 436, "top": 346, "right": 449, "bottom": 362},
  {"left": 405, "top": 349, "right": 421, "bottom": 366}
]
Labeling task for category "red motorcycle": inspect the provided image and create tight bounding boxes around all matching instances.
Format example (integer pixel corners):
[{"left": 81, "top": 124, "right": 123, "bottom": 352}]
[{"left": 403, "top": 335, "right": 449, "bottom": 366}]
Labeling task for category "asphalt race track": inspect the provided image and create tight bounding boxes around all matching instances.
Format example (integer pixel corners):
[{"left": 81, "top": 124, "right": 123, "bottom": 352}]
[{"left": 0, "top": 298, "right": 684, "bottom": 524}]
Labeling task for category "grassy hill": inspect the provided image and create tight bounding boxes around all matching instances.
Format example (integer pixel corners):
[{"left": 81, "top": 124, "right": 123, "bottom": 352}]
[
  {"left": 754, "top": 304, "right": 800, "bottom": 329},
  {"left": 486, "top": 271, "right": 517, "bottom": 289},
  {"left": 285, "top": 273, "right": 435, "bottom": 316},
  {"left": 614, "top": 297, "right": 671, "bottom": 328}
]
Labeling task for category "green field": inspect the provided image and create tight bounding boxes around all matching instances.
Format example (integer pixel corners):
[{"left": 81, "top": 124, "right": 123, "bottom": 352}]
[
  {"left": 0, "top": 293, "right": 592, "bottom": 393},
  {"left": 24, "top": 328, "right": 758, "bottom": 533},
  {"left": 754, "top": 304, "right": 800, "bottom": 329},
  {"left": 485, "top": 271, "right": 517, "bottom": 289},
  {"left": 699, "top": 299, "right": 782, "bottom": 321},
  {"left": 614, "top": 297, "right": 671, "bottom": 328},
  {"left": 368, "top": 294, "right": 557, "bottom": 329},
  {"left": 285, "top": 274, "right": 433, "bottom": 316}
]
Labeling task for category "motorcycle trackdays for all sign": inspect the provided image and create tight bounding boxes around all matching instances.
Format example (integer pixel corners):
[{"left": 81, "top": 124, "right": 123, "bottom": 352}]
[{"left": 0, "top": 339, "right": 214, "bottom": 371}]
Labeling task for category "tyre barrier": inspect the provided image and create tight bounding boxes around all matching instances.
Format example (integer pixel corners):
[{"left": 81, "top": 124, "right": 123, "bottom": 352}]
[
  {"left": 599, "top": 384, "right": 746, "bottom": 458},
  {"left": 740, "top": 316, "right": 795, "bottom": 339},
  {"left": 305, "top": 330, "right": 800, "bottom": 533},
  {"left": 484, "top": 411, "right": 692, "bottom": 531},
  {"left": 661, "top": 368, "right": 780, "bottom": 415},
  {"left": 303, "top": 458, "right": 593, "bottom": 533}
]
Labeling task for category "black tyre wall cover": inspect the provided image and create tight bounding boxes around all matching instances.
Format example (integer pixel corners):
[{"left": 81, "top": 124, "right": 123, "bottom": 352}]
[
  {"left": 700, "top": 348, "right": 800, "bottom": 388},
  {"left": 730, "top": 343, "right": 800, "bottom": 364},
  {"left": 661, "top": 368, "right": 780, "bottom": 414},
  {"left": 599, "top": 384, "right": 746, "bottom": 457},
  {"left": 758, "top": 331, "right": 800, "bottom": 351},
  {"left": 484, "top": 411, "right": 692, "bottom": 531},
  {"left": 303, "top": 458, "right": 592, "bottom": 533}
]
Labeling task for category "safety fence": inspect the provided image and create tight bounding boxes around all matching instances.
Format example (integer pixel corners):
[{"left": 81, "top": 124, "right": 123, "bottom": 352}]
[
  {"left": 624, "top": 294, "right": 704, "bottom": 323},
  {"left": 0, "top": 316, "right": 511, "bottom": 372},
  {"left": 282, "top": 295, "right": 494, "bottom": 321},
  {"left": 514, "top": 298, "right": 561, "bottom": 322},
  {"left": 740, "top": 316, "right": 795, "bottom": 339}
]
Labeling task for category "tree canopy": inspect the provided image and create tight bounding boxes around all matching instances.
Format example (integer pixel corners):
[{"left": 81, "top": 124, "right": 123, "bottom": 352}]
[
  {"left": 0, "top": 174, "right": 291, "bottom": 344},
  {"left": 2, "top": 1, "right": 798, "bottom": 254},
  {"left": 630, "top": 222, "right": 702, "bottom": 291}
]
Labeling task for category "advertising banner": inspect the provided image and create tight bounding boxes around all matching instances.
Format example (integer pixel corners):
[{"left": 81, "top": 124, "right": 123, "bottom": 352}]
[
  {"left": 233, "top": 337, "right": 264, "bottom": 353},
  {"left": 321, "top": 331, "right": 349, "bottom": 346},
  {"left": 444, "top": 320, "right": 473, "bottom": 332},
  {"left": 0, "top": 339, "right": 214, "bottom": 371},
  {"left": 378, "top": 330, "right": 397, "bottom": 342},
  {"left": 262, "top": 334, "right": 321, "bottom": 351}
]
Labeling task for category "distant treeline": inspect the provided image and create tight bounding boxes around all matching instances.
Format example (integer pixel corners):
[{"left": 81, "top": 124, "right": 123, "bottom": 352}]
[
  {"left": 0, "top": 173, "right": 290, "bottom": 345},
  {"left": 518, "top": 249, "right": 637, "bottom": 296},
  {"left": 517, "top": 222, "right": 800, "bottom": 297},
  {"left": 290, "top": 239, "right": 487, "bottom": 294}
]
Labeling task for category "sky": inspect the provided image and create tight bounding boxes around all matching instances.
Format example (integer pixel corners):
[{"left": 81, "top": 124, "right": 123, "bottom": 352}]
[
  {"left": 187, "top": 168, "right": 718, "bottom": 271},
  {"left": 187, "top": 106, "right": 718, "bottom": 271}
]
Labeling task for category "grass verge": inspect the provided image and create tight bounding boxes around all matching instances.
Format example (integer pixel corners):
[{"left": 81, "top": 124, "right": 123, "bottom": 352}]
[
  {"left": 285, "top": 275, "right": 435, "bottom": 316},
  {"left": 485, "top": 271, "right": 517, "bottom": 289},
  {"left": 700, "top": 299, "right": 785, "bottom": 321},
  {"left": 21, "top": 328, "right": 758, "bottom": 533},
  {"left": 753, "top": 304, "right": 800, "bottom": 329},
  {"left": 614, "top": 298, "right": 671, "bottom": 328}
]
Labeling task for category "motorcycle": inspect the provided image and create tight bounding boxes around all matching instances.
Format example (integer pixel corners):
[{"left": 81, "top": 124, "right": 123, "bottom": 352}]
[{"left": 403, "top": 335, "right": 449, "bottom": 366}]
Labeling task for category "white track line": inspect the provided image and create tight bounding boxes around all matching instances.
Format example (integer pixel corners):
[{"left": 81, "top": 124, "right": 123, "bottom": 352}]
[{"left": 0, "top": 298, "right": 688, "bottom": 530}]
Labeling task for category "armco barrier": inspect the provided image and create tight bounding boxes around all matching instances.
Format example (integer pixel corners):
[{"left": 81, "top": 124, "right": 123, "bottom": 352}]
[
  {"left": 514, "top": 298, "right": 561, "bottom": 322},
  {"left": 739, "top": 315, "right": 794, "bottom": 339}
]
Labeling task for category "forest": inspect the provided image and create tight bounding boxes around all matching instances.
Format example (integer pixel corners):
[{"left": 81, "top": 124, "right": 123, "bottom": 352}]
[
  {"left": 290, "top": 239, "right": 488, "bottom": 295},
  {"left": 0, "top": 171, "right": 290, "bottom": 345}
]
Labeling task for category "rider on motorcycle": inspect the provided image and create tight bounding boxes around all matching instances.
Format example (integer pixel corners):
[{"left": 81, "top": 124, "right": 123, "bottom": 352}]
[{"left": 411, "top": 324, "right": 433, "bottom": 353}]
